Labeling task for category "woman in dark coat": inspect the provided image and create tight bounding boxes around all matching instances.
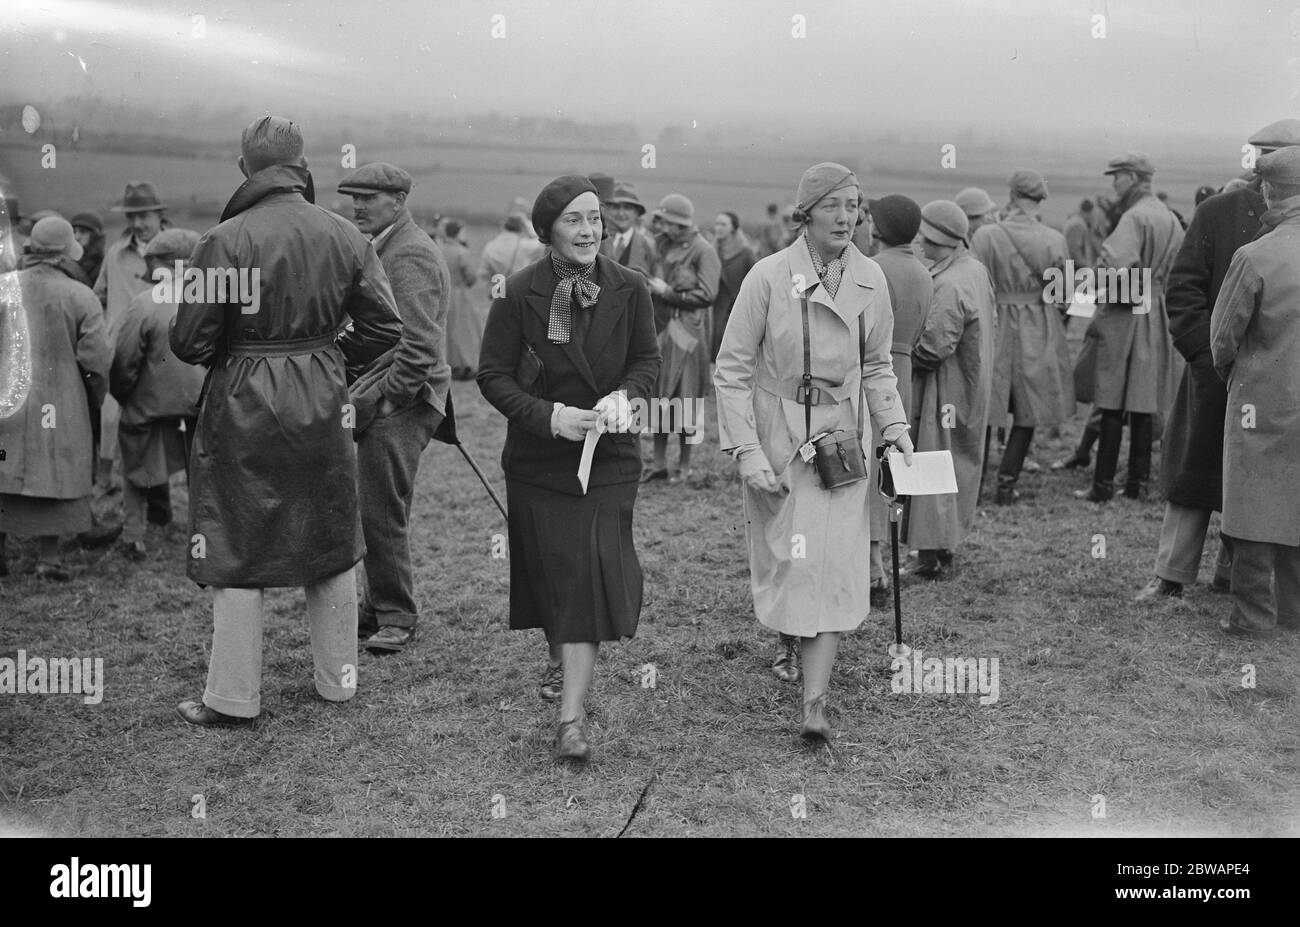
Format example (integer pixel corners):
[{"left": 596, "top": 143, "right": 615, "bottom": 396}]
[
  {"left": 477, "top": 176, "right": 660, "bottom": 762},
  {"left": 710, "top": 211, "right": 756, "bottom": 361}
]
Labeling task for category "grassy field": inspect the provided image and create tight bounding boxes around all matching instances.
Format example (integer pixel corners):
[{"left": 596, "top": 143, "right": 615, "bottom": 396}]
[
  {"left": 1, "top": 137, "right": 1295, "bottom": 837},
  {"left": 2, "top": 372, "right": 1298, "bottom": 837}
]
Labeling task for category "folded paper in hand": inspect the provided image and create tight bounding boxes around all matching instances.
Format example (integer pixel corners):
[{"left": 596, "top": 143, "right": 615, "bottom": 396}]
[
  {"left": 886, "top": 449, "right": 958, "bottom": 495},
  {"left": 578, "top": 428, "right": 599, "bottom": 494}
]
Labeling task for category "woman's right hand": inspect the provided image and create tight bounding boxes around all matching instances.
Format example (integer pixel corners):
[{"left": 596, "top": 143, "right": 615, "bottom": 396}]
[
  {"left": 553, "top": 404, "right": 600, "bottom": 441},
  {"left": 737, "top": 446, "right": 781, "bottom": 493}
]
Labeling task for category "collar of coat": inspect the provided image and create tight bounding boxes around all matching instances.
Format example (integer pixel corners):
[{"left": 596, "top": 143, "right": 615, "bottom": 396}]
[
  {"left": 220, "top": 162, "right": 316, "bottom": 223},
  {"left": 927, "top": 244, "right": 970, "bottom": 279},
  {"left": 525, "top": 252, "right": 633, "bottom": 391},
  {"left": 1261, "top": 193, "right": 1300, "bottom": 230},
  {"left": 371, "top": 209, "right": 412, "bottom": 255},
  {"left": 783, "top": 237, "right": 877, "bottom": 326}
]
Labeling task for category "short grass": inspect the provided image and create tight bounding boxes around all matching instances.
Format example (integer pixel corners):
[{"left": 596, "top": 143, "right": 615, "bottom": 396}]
[{"left": 3, "top": 375, "right": 1298, "bottom": 837}]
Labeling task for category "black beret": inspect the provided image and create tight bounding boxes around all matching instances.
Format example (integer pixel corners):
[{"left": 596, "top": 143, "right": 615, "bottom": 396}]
[{"left": 532, "top": 175, "right": 598, "bottom": 244}]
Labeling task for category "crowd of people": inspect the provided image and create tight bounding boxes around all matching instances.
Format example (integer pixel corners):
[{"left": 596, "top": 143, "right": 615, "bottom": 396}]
[{"left": 2, "top": 114, "right": 1298, "bottom": 763}]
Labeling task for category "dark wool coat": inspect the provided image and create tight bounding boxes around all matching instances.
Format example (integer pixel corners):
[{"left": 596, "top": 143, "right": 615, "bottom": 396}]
[
  {"left": 1161, "top": 180, "right": 1265, "bottom": 511},
  {"left": 477, "top": 254, "right": 660, "bottom": 496}
]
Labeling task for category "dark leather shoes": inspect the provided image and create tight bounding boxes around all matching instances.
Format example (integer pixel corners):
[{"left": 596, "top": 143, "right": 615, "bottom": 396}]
[
  {"left": 1134, "top": 577, "right": 1182, "bottom": 601},
  {"left": 800, "top": 694, "right": 831, "bottom": 741},
  {"left": 177, "top": 699, "right": 254, "bottom": 727},
  {"left": 995, "top": 486, "right": 1021, "bottom": 505},
  {"left": 771, "top": 634, "right": 800, "bottom": 683},
  {"left": 539, "top": 662, "right": 564, "bottom": 701},
  {"left": 364, "top": 626, "right": 413, "bottom": 653},
  {"left": 1074, "top": 484, "right": 1113, "bottom": 503},
  {"left": 555, "top": 717, "right": 590, "bottom": 762},
  {"left": 901, "top": 555, "right": 943, "bottom": 579},
  {"left": 640, "top": 467, "right": 669, "bottom": 483},
  {"left": 869, "top": 579, "right": 889, "bottom": 609}
]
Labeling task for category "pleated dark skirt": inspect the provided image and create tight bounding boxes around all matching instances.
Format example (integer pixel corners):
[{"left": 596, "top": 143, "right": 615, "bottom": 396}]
[{"left": 506, "top": 478, "right": 643, "bottom": 643}]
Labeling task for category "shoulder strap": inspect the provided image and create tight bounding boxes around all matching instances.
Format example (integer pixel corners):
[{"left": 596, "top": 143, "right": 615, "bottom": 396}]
[
  {"left": 998, "top": 224, "right": 1045, "bottom": 282},
  {"left": 801, "top": 293, "right": 812, "bottom": 444}
]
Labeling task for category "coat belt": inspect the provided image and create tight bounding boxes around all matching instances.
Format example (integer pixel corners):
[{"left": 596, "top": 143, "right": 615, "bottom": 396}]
[
  {"left": 226, "top": 332, "right": 339, "bottom": 356},
  {"left": 755, "top": 369, "right": 855, "bottom": 405}
]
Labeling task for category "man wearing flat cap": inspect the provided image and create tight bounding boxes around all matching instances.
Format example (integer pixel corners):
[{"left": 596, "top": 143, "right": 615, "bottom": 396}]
[
  {"left": 971, "top": 169, "right": 1074, "bottom": 504},
  {"left": 1074, "top": 151, "right": 1184, "bottom": 503},
  {"left": 338, "top": 160, "right": 452, "bottom": 654},
  {"left": 904, "top": 200, "right": 996, "bottom": 578},
  {"left": 1134, "top": 119, "right": 1300, "bottom": 602},
  {"left": 600, "top": 181, "right": 656, "bottom": 281},
  {"left": 110, "top": 228, "right": 206, "bottom": 562},
  {"left": 171, "top": 116, "right": 403, "bottom": 726},
  {"left": 1209, "top": 145, "right": 1300, "bottom": 637}
]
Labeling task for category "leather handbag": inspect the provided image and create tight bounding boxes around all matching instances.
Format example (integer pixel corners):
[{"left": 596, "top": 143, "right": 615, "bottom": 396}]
[{"left": 799, "top": 292, "right": 868, "bottom": 490}]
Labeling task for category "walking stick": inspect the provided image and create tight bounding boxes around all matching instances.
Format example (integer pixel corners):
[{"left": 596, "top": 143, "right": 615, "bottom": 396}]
[
  {"left": 432, "top": 388, "right": 508, "bottom": 524},
  {"left": 455, "top": 441, "right": 508, "bottom": 523},
  {"left": 875, "top": 443, "right": 905, "bottom": 649}
]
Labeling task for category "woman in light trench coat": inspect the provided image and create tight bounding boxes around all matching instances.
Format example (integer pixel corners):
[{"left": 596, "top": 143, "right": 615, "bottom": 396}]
[{"left": 714, "top": 163, "right": 912, "bottom": 740}]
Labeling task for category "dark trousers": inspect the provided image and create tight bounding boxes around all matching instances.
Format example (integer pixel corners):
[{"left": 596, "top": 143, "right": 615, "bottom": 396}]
[
  {"left": 1093, "top": 409, "right": 1152, "bottom": 497},
  {"left": 997, "top": 425, "right": 1035, "bottom": 489},
  {"left": 357, "top": 402, "right": 442, "bottom": 629}
]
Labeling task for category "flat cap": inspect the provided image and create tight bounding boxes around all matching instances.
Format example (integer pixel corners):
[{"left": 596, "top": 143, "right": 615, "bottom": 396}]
[
  {"left": 338, "top": 162, "right": 412, "bottom": 195},
  {"left": 144, "top": 227, "right": 202, "bottom": 260},
  {"left": 1008, "top": 169, "right": 1048, "bottom": 200},
  {"left": 1248, "top": 118, "right": 1300, "bottom": 150},
  {"left": 1256, "top": 146, "right": 1300, "bottom": 185},
  {"left": 1104, "top": 152, "right": 1155, "bottom": 177},
  {"left": 955, "top": 187, "right": 996, "bottom": 218}
]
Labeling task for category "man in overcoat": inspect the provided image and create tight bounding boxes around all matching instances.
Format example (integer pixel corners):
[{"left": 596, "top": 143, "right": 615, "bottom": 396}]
[
  {"left": 1135, "top": 119, "right": 1300, "bottom": 600},
  {"left": 1210, "top": 146, "right": 1300, "bottom": 636},
  {"left": 339, "top": 161, "right": 451, "bottom": 653},
  {"left": 171, "top": 117, "right": 403, "bottom": 726},
  {"left": 971, "top": 170, "right": 1074, "bottom": 504},
  {"left": 1074, "top": 153, "right": 1184, "bottom": 503}
]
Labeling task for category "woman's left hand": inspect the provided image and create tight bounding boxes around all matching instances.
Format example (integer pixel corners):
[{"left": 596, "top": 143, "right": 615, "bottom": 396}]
[{"left": 881, "top": 423, "right": 914, "bottom": 466}]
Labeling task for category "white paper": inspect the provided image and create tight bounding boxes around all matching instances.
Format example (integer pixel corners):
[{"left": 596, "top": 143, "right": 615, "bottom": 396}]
[
  {"left": 578, "top": 429, "right": 599, "bottom": 494},
  {"left": 1066, "top": 290, "right": 1096, "bottom": 318},
  {"left": 886, "top": 449, "right": 958, "bottom": 495}
]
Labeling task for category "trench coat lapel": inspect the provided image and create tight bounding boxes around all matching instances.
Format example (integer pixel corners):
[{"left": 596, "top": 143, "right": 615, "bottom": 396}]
[
  {"left": 786, "top": 239, "right": 869, "bottom": 328},
  {"left": 525, "top": 257, "right": 599, "bottom": 392}
]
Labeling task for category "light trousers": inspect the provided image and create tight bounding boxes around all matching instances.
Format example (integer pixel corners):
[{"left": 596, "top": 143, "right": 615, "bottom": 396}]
[
  {"left": 1153, "top": 501, "right": 1233, "bottom": 586},
  {"left": 1228, "top": 538, "right": 1300, "bottom": 632},
  {"left": 202, "top": 567, "right": 359, "bottom": 718}
]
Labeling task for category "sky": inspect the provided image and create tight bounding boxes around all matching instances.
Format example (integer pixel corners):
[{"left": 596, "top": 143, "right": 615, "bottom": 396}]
[{"left": 0, "top": 0, "right": 1295, "bottom": 147}]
